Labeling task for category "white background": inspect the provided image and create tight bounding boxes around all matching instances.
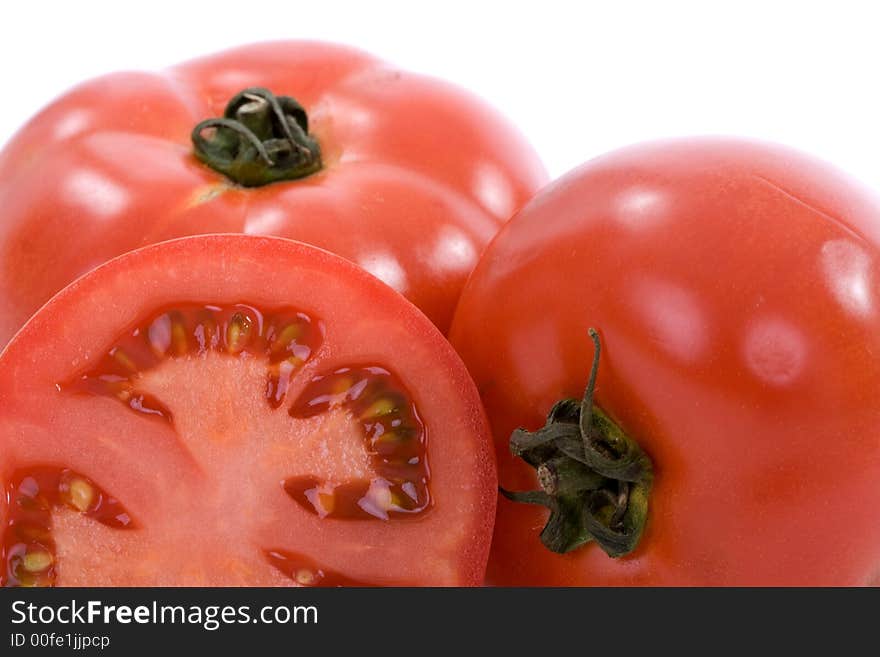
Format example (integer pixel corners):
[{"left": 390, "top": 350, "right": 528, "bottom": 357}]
[{"left": 2, "top": 0, "right": 880, "bottom": 185}]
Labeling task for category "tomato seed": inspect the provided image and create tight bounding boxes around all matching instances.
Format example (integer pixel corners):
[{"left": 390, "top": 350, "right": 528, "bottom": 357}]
[
  {"left": 170, "top": 314, "right": 189, "bottom": 357},
  {"left": 110, "top": 348, "right": 138, "bottom": 373},
  {"left": 225, "top": 312, "right": 253, "bottom": 354},
  {"left": 22, "top": 550, "right": 53, "bottom": 572},
  {"left": 65, "top": 478, "right": 95, "bottom": 512},
  {"left": 360, "top": 398, "right": 398, "bottom": 419},
  {"left": 295, "top": 569, "right": 317, "bottom": 585},
  {"left": 270, "top": 323, "right": 302, "bottom": 354}
]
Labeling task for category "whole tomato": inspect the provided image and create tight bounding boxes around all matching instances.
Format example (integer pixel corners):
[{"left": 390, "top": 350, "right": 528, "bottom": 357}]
[
  {"left": 0, "top": 41, "right": 546, "bottom": 344},
  {"left": 449, "top": 138, "right": 880, "bottom": 586}
]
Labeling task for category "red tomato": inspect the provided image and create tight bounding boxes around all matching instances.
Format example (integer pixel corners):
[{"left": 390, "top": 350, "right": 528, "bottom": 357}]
[
  {"left": 0, "top": 41, "right": 546, "bottom": 344},
  {"left": 0, "top": 234, "right": 496, "bottom": 586},
  {"left": 449, "top": 138, "right": 880, "bottom": 586}
]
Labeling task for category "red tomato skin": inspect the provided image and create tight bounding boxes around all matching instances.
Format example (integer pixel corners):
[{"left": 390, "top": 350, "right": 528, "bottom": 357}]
[
  {"left": 0, "top": 41, "right": 546, "bottom": 344},
  {"left": 0, "top": 234, "right": 497, "bottom": 587},
  {"left": 449, "top": 137, "right": 880, "bottom": 586}
]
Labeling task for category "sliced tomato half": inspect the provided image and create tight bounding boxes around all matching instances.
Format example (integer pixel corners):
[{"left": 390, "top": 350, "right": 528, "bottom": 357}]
[{"left": 0, "top": 234, "right": 496, "bottom": 586}]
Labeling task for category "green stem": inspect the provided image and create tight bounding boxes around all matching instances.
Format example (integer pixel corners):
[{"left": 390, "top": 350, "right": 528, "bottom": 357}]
[
  {"left": 500, "top": 329, "right": 653, "bottom": 558},
  {"left": 191, "top": 87, "right": 322, "bottom": 187}
]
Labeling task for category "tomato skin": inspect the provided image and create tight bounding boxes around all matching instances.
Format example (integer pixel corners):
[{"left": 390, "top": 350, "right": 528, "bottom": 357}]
[
  {"left": 0, "top": 234, "right": 496, "bottom": 586},
  {"left": 449, "top": 138, "right": 880, "bottom": 586},
  {"left": 0, "top": 41, "right": 546, "bottom": 344}
]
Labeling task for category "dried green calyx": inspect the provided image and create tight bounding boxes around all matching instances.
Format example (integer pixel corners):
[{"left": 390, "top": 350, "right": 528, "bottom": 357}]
[
  {"left": 192, "top": 87, "right": 322, "bottom": 187},
  {"left": 501, "top": 329, "right": 653, "bottom": 558}
]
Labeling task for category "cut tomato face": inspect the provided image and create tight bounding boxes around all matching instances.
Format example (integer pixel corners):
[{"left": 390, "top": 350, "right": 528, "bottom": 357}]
[{"left": 0, "top": 234, "right": 496, "bottom": 586}]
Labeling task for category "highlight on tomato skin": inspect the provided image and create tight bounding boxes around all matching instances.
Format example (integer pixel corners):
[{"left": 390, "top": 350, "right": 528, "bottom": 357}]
[
  {"left": 0, "top": 40, "right": 548, "bottom": 345},
  {"left": 449, "top": 137, "right": 880, "bottom": 586},
  {"left": 0, "top": 234, "right": 497, "bottom": 587}
]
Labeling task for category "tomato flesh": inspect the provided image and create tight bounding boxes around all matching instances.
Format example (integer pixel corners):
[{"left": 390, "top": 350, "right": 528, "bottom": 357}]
[{"left": 0, "top": 235, "right": 495, "bottom": 586}]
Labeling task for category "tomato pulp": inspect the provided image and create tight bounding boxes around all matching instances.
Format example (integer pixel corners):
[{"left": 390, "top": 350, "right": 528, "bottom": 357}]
[
  {"left": 450, "top": 138, "right": 880, "bottom": 586},
  {"left": 0, "top": 234, "right": 496, "bottom": 586},
  {"left": 0, "top": 41, "right": 546, "bottom": 343}
]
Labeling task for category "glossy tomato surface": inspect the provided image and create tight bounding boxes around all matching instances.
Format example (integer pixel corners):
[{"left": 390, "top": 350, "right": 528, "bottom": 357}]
[
  {"left": 450, "top": 138, "right": 880, "bottom": 586},
  {"left": 0, "top": 41, "right": 546, "bottom": 343},
  {"left": 0, "top": 234, "right": 496, "bottom": 586}
]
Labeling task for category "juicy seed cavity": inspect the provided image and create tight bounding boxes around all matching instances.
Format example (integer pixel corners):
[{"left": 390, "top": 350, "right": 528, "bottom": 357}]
[
  {"left": 60, "top": 303, "right": 324, "bottom": 419},
  {"left": 1, "top": 467, "right": 135, "bottom": 587},
  {"left": 285, "top": 366, "right": 430, "bottom": 521}
]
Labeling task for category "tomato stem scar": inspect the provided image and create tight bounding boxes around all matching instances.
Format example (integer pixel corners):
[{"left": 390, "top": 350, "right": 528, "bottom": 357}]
[
  {"left": 500, "top": 329, "right": 653, "bottom": 558},
  {"left": 192, "top": 87, "right": 322, "bottom": 187}
]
